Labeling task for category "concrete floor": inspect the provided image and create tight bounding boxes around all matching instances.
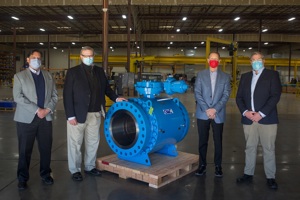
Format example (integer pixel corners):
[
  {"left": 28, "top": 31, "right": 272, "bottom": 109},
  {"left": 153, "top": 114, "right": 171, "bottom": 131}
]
[{"left": 0, "top": 86, "right": 300, "bottom": 200}]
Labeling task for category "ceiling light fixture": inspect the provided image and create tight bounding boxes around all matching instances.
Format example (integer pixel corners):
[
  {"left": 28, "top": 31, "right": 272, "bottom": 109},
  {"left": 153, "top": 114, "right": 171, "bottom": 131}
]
[
  {"left": 53, "top": 47, "right": 57, "bottom": 49},
  {"left": 222, "top": 47, "right": 225, "bottom": 49},
  {"left": 182, "top": 17, "right": 187, "bottom": 21},
  {"left": 170, "top": 42, "right": 173, "bottom": 44},
  {"left": 110, "top": 46, "right": 113, "bottom": 49},
  {"left": 122, "top": 15, "right": 127, "bottom": 19},
  {"left": 167, "top": 47, "right": 170, "bottom": 49},
  {"left": 176, "top": 29, "right": 180, "bottom": 32},
  {"left": 264, "top": 42, "right": 269, "bottom": 45},
  {"left": 248, "top": 47, "right": 252, "bottom": 50},
  {"left": 39, "top": 42, "right": 44, "bottom": 45},
  {"left": 288, "top": 17, "right": 295, "bottom": 21},
  {"left": 67, "top": 15, "right": 74, "bottom": 19},
  {"left": 262, "top": 29, "right": 268, "bottom": 32},
  {"left": 40, "top": 28, "right": 45, "bottom": 31},
  {"left": 234, "top": 17, "right": 240, "bottom": 21},
  {"left": 11, "top": 16, "right": 19, "bottom": 20},
  {"left": 218, "top": 29, "right": 223, "bottom": 32},
  {"left": 159, "top": 25, "right": 174, "bottom": 29},
  {"left": 72, "top": 42, "right": 76, "bottom": 45},
  {"left": 201, "top": 42, "right": 205, "bottom": 45},
  {"left": 194, "top": 47, "right": 197, "bottom": 49}
]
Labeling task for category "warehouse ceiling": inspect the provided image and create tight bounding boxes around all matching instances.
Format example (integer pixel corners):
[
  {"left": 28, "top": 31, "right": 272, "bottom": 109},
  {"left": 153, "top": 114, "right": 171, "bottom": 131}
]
[{"left": 0, "top": 4, "right": 300, "bottom": 51}]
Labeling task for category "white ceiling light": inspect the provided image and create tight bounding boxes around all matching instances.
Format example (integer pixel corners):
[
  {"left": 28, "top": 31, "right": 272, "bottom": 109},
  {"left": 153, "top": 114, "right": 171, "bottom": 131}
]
[
  {"left": 262, "top": 29, "right": 268, "bottom": 32},
  {"left": 218, "top": 29, "right": 223, "bottom": 32},
  {"left": 264, "top": 42, "right": 269, "bottom": 45},
  {"left": 39, "top": 42, "right": 44, "bottom": 45},
  {"left": 11, "top": 16, "right": 19, "bottom": 20},
  {"left": 288, "top": 17, "right": 295, "bottom": 21},
  {"left": 53, "top": 47, "right": 57, "bottom": 49},
  {"left": 194, "top": 47, "right": 197, "bottom": 49},
  {"left": 67, "top": 15, "right": 74, "bottom": 19},
  {"left": 182, "top": 17, "right": 187, "bottom": 21},
  {"left": 110, "top": 46, "right": 113, "bottom": 49},
  {"left": 159, "top": 25, "right": 174, "bottom": 29},
  {"left": 122, "top": 15, "right": 127, "bottom": 19},
  {"left": 167, "top": 47, "right": 170, "bottom": 49},
  {"left": 248, "top": 47, "right": 252, "bottom": 50},
  {"left": 176, "top": 29, "right": 180, "bottom": 32},
  {"left": 72, "top": 42, "right": 76, "bottom": 45},
  {"left": 170, "top": 42, "right": 173, "bottom": 44},
  {"left": 40, "top": 28, "right": 45, "bottom": 31},
  {"left": 234, "top": 17, "right": 240, "bottom": 21},
  {"left": 201, "top": 41, "right": 205, "bottom": 45},
  {"left": 222, "top": 47, "right": 225, "bottom": 49}
]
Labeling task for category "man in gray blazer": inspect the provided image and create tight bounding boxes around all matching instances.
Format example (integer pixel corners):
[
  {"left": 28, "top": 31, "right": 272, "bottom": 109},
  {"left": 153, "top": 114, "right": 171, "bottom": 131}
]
[
  {"left": 13, "top": 49, "right": 58, "bottom": 190},
  {"left": 194, "top": 52, "right": 231, "bottom": 177}
]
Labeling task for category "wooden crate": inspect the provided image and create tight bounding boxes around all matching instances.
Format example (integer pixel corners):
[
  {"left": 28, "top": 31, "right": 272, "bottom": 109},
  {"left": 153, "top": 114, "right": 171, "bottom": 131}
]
[
  {"left": 97, "top": 151, "right": 198, "bottom": 188},
  {"left": 0, "top": 107, "right": 15, "bottom": 111}
]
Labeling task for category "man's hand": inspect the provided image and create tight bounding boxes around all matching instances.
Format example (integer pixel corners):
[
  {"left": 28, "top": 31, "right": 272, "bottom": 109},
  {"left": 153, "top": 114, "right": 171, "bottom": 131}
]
[
  {"left": 250, "top": 112, "right": 262, "bottom": 122},
  {"left": 37, "top": 108, "right": 50, "bottom": 119},
  {"left": 245, "top": 111, "right": 262, "bottom": 122},
  {"left": 68, "top": 118, "right": 78, "bottom": 126},
  {"left": 206, "top": 108, "right": 216, "bottom": 119},
  {"left": 116, "top": 97, "right": 127, "bottom": 102}
]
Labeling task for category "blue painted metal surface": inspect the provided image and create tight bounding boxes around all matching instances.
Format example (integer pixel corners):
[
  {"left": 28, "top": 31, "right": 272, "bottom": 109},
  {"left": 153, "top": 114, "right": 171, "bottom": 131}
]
[{"left": 104, "top": 77, "right": 189, "bottom": 166}]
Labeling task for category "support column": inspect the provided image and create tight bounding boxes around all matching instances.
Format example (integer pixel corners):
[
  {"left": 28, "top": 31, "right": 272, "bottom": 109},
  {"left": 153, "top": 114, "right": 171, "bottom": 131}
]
[{"left": 102, "top": 0, "right": 109, "bottom": 74}]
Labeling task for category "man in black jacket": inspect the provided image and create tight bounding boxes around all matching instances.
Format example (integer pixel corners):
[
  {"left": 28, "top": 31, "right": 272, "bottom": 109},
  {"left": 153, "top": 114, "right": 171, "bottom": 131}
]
[
  {"left": 236, "top": 52, "right": 281, "bottom": 189},
  {"left": 63, "top": 46, "right": 126, "bottom": 181}
]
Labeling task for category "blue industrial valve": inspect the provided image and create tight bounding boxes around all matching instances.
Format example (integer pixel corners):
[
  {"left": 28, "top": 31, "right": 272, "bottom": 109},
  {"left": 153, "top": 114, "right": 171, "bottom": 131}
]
[{"left": 104, "top": 77, "right": 189, "bottom": 166}]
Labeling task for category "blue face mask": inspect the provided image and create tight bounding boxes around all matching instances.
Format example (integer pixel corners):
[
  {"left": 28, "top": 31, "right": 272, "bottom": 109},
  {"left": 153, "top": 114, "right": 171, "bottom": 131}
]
[
  {"left": 82, "top": 57, "right": 94, "bottom": 66},
  {"left": 252, "top": 61, "right": 263, "bottom": 71},
  {"left": 30, "top": 58, "right": 41, "bottom": 70}
]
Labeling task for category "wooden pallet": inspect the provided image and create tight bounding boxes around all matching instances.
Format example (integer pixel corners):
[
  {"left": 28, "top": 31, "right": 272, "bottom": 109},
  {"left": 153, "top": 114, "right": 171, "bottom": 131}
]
[
  {"left": 96, "top": 151, "right": 198, "bottom": 188},
  {"left": 0, "top": 107, "right": 15, "bottom": 111}
]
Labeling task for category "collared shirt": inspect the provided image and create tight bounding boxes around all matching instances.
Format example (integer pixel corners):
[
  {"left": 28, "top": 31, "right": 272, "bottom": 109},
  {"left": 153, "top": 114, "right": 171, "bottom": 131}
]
[
  {"left": 250, "top": 67, "right": 266, "bottom": 117},
  {"left": 210, "top": 70, "right": 217, "bottom": 99},
  {"left": 28, "top": 66, "right": 40, "bottom": 75}
]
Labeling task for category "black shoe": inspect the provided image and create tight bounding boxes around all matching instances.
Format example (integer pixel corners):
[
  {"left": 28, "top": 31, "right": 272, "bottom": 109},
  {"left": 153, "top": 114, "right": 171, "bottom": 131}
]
[
  {"left": 236, "top": 174, "right": 253, "bottom": 183},
  {"left": 18, "top": 181, "right": 27, "bottom": 190},
  {"left": 215, "top": 166, "right": 223, "bottom": 177},
  {"left": 267, "top": 178, "right": 278, "bottom": 190},
  {"left": 42, "top": 176, "right": 54, "bottom": 185},
  {"left": 195, "top": 165, "right": 206, "bottom": 176},
  {"left": 84, "top": 168, "right": 101, "bottom": 176},
  {"left": 72, "top": 172, "right": 83, "bottom": 181}
]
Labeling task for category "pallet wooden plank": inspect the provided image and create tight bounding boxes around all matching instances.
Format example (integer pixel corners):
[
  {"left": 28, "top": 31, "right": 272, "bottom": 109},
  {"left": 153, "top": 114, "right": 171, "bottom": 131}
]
[{"left": 96, "top": 151, "right": 198, "bottom": 188}]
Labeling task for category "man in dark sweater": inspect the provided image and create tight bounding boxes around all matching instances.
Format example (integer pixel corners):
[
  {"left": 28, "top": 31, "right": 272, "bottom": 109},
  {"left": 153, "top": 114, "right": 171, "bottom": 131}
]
[
  {"left": 13, "top": 49, "right": 58, "bottom": 190},
  {"left": 63, "top": 46, "right": 126, "bottom": 181}
]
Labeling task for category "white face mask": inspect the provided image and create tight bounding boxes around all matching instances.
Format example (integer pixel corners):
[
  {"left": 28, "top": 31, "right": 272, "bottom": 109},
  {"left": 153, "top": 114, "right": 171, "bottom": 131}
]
[
  {"left": 30, "top": 58, "right": 41, "bottom": 70},
  {"left": 82, "top": 57, "right": 94, "bottom": 66}
]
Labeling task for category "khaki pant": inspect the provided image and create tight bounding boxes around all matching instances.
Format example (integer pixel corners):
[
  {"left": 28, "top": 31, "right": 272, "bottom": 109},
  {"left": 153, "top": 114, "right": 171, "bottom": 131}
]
[
  {"left": 243, "top": 123, "right": 277, "bottom": 179},
  {"left": 67, "top": 112, "right": 101, "bottom": 174}
]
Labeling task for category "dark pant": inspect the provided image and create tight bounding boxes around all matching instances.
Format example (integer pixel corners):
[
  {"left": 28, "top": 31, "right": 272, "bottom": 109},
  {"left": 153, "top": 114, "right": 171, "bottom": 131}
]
[
  {"left": 17, "top": 115, "right": 53, "bottom": 182},
  {"left": 197, "top": 119, "right": 223, "bottom": 167}
]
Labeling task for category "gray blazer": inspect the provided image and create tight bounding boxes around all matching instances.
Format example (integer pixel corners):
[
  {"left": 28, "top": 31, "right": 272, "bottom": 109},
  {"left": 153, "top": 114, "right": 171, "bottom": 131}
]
[
  {"left": 13, "top": 68, "right": 58, "bottom": 123},
  {"left": 194, "top": 68, "right": 231, "bottom": 123}
]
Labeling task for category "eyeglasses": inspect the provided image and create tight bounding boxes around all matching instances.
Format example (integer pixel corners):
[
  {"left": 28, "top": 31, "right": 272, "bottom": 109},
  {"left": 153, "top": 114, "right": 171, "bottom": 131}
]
[{"left": 81, "top": 54, "right": 94, "bottom": 58}]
